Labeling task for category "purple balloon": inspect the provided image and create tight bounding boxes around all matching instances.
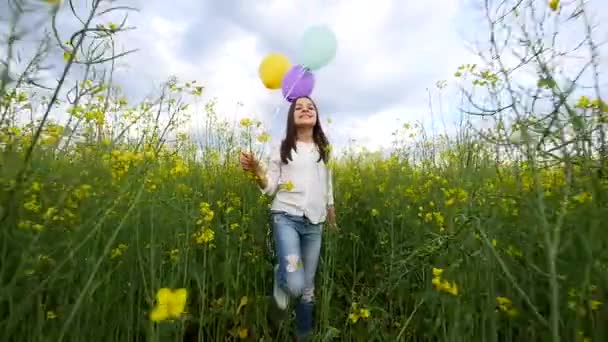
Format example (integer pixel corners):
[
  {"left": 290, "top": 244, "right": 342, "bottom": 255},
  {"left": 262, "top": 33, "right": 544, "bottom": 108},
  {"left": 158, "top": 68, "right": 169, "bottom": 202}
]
[{"left": 281, "top": 65, "right": 315, "bottom": 102}]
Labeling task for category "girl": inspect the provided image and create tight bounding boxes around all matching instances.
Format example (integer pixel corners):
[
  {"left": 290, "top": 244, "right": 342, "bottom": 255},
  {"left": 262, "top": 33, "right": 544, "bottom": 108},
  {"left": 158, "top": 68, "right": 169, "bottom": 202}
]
[{"left": 240, "top": 96, "right": 336, "bottom": 340}]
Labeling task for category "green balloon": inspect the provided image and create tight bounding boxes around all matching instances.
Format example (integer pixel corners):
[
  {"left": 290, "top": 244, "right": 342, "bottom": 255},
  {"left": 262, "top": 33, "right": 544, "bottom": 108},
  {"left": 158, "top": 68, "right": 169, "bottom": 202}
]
[{"left": 298, "top": 25, "right": 337, "bottom": 71}]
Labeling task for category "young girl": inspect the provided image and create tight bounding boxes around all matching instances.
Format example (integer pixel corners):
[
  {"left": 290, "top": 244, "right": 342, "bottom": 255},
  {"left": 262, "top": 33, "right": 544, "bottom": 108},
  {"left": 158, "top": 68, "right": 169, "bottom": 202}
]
[{"left": 240, "top": 96, "right": 336, "bottom": 340}]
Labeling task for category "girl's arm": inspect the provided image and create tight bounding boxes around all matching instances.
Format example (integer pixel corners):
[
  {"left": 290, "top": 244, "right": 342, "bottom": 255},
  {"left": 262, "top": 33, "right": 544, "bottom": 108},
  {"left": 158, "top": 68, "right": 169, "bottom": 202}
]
[
  {"left": 255, "top": 145, "right": 281, "bottom": 196},
  {"left": 326, "top": 167, "right": 336, "bottom": 225}
]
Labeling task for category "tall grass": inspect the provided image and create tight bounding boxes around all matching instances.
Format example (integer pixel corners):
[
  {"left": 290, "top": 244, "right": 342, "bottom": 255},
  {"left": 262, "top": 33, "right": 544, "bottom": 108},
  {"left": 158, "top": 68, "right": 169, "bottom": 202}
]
[{"left": 1, "top": 0, "right": 607, "bottom": 341}]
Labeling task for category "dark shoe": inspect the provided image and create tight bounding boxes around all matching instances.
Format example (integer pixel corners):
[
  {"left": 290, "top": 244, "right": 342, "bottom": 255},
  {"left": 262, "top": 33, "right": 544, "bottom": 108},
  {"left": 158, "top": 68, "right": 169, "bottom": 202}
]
[
  {"left": 294, "top": 335, "right": 313, "bottom": 342},
  {"left": 267, "top": 295, "right": 289, "bottom": 335}
]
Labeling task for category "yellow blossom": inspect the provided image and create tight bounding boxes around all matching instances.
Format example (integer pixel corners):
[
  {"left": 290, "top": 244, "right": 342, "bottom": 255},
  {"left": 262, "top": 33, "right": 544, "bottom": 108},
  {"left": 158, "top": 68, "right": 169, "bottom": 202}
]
[
  {"left": 149, "top": 288, "right": 188, "bottom": 322},
  {"left": 199, "top": 202, "right": 214, "bottom": 222},
  {"left": 238, "top": 327, "right": 248, "bottom": 339},
  {"left": 111, "top": 243, "right": 128, "bottom": 259},
  {"left": 572, "top": 192, "right": 592, "bottom": 204},
  {"left": 257, "top": 132, "right": 270, "bottom": 143},
  {"left": 194, "top": 228, "right": 215, "bottom": 245},
  {"left": 496, "top": 296, "right": 518, "bottom": 318},
  {"left": 281, "top": 180, "right": 294, "bottom": 192},
  {"left": 239, "top": 118, "right": 252, "bottom": 127},
  {"left": 432, "top": 267, "right": 458, "bottom": 296},
  {"left": 549, "top": 0, "right": 559, "bottom": 12},
  {"left": 348, "top": 305, "right": 371, "bottom": 323},
  {"left": 24, "top": 197, "right": 41, "bottom": 213}
]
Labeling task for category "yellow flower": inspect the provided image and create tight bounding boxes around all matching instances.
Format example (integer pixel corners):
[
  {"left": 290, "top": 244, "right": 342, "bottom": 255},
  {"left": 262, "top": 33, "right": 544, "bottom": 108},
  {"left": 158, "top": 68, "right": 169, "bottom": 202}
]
[
  {"left": 348, "top": 305, "right": 370, "bottom": 323},
  {"left": 359, "top": 308, "right": 370, "bottom": 319},
  {"left": 496, "top": 296, "right": 518, "bottom": 318},
  {"left": 441, "top": 280, "right": 459, "bottom": 296},
  {"left": 43, "top": 207, "right": 59, "bottom": 221},
  {"left": 199, "top": 202, "right": 214, "bottom": 222},
  {"left": 238, "top": 327, "right": 248, "bottom": 339},
  {"left": 24, "top": 197, "right": 41, "bottom": 213},
  {"left": 496, "top": 296, "right": 511, "bottom": 306},
  {"left": 111, "top": 243, "right": 128, "bottom": 259},
  {"left": 239, "top": 118, "right": 252, "bottom": 128},
  {"left": 149, "top": 288, "right": 187, "bottom": 322},
  {"left": 432, "top": 268, "right": 443, "bottom": 277},
  {"left": 572, "top": 192, "right": 592, "bottom": 204},
  {"left": 548, "top": 0, "right": 559, "bottom": 12},
  {"left": 506, "top": 245, "right": 522, "bottom": 257},
  {"left": 145, "top": 178, "right": 157, "bottom": 192},
  {"left": 257, "top": 132, "right": 270, "bottom": 143},
  {"left": 194, "top": 228, "right": 215, "bottom": 245},
  {"left": 431, "top": 277, "right": 441, "bottom": 286},
  {"left": 170, "top": 159, "right": 189, "bottom": 177},
  {"left": 432, "top": 267, "right": 459, "bottom": 296},
  {"left": 281, "top": 180, "right": 294, "bottom": 192}
]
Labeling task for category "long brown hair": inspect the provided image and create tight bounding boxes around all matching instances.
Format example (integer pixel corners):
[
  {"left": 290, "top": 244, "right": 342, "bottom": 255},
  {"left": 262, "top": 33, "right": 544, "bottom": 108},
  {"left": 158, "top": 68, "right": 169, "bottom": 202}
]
[{"left": 280, "top": 96, "right": 330, "bottom": 164}]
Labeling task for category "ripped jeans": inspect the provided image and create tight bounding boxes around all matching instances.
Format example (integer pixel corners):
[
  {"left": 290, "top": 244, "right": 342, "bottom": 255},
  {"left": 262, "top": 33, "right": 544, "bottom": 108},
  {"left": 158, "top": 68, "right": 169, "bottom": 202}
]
[{"left": 271, "top": 211, "right": 322, "bottom": 337}]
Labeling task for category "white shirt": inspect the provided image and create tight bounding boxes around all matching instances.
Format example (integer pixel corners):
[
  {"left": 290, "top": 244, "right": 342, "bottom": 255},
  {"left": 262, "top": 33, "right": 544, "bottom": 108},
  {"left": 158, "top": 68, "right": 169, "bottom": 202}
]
[{"left": 259, "top": 141, "right": 334, "bottom": 224}]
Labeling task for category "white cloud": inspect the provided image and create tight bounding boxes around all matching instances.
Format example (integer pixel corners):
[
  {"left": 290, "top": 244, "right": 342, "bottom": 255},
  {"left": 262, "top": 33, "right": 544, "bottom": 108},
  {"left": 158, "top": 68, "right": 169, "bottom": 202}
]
[
  {"left": 170, "top": 0, "right": 473, "bottom": 151},
  {"left": 15, "top": 0, "right": 606, "bottom": 154}
]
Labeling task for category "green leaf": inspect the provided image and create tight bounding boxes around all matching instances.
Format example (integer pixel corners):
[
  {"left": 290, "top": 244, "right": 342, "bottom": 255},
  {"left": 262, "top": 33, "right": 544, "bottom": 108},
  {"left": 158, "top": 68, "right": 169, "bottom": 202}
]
[{"left": 537, "top": 77, "right": 556, "bottom": 89}]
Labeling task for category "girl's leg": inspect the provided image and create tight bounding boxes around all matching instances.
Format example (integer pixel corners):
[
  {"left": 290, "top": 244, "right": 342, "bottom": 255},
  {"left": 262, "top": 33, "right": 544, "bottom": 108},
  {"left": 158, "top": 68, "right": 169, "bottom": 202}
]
[
  {"left": 272, "top": 212, "right": 306, "bottom": 307},
  {"left": 294, "top": 221, "right": 322, "bottom": 338}
]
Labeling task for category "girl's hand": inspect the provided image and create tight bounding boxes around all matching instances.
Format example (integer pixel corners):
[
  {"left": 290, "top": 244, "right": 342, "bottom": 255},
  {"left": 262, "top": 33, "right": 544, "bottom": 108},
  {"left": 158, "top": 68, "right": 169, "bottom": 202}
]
[
  {"left": 327, "top": 206, "right": 337, "bottom": 227},
  {"left": 240, "top": 151, "right": 259, "bottom": 173}
]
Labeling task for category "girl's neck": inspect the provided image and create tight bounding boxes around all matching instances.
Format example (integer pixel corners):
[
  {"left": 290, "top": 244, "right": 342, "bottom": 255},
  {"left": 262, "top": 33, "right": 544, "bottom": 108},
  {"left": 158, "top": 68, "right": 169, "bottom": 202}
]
[{"left": 296, "top": 128, "right": 314, "bottom": 143}]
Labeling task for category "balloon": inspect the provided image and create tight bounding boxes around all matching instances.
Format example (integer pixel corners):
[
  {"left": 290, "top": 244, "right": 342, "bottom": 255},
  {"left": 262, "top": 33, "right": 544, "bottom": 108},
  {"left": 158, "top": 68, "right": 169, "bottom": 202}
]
[
  {"left": 258, "top": 53, "right": 291, "bottom": 89},
  {"left": 297, "top": 25, "right": 337, "bottom": 71},
  {"left": 281, "top": 65, "right": 315, "bottom": 102}
]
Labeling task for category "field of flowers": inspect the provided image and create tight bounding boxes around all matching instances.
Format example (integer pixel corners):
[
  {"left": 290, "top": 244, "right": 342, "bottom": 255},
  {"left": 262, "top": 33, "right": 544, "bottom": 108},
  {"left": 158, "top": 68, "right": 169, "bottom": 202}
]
[
  {"left": 2, "top": 0, "right": 608, "bottom": 341},
  {"left": 1, "top": 82, "right": 607, "bottom": 341}
]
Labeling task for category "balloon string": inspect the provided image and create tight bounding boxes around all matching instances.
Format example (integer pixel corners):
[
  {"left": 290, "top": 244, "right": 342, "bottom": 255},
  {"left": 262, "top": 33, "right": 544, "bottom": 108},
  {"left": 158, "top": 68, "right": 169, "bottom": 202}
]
[
  {"left": 268, "top": 66, "right": 308, "bottom": 134},
  {"left": 259, "top": 67, "right": 307, "bottom": 158}
]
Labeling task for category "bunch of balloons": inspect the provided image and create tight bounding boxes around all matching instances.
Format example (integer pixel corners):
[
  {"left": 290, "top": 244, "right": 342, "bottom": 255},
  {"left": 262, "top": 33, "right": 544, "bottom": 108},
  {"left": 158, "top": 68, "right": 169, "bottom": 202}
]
[{"left": 258, "top": 25, "right": 337, "bottom": 102}]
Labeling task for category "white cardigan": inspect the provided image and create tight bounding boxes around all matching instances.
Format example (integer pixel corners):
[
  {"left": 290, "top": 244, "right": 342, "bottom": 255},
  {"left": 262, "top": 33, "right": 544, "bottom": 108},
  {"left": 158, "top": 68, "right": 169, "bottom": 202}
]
[{"left": 259, "top": 141, "right": 334, "bottom": 224}]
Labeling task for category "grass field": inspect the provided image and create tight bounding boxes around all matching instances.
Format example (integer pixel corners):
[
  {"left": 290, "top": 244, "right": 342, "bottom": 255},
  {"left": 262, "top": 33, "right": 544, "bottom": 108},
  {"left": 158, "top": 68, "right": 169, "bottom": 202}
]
[
  {"left": 1, "top": 100, "right": 607, "bottom": 341},
  {"left": 1, "top": 0, "right": 608, "bottom": 341}
]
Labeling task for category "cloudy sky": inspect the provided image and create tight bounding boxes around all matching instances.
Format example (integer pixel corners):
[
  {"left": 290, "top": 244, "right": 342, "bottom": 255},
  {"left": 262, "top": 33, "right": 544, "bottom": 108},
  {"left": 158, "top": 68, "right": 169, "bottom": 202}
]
[
  {"left": 100, "top": 0, "right": 479, "bottom": 151},
  {"left": 5, "top": 0, "right": 608, "bottom": 152}
]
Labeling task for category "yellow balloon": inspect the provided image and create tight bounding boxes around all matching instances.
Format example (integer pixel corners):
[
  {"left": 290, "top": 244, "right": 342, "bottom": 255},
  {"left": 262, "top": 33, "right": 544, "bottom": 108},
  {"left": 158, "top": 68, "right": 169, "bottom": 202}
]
[{"left": 258, "top": 53, "right": 290, "bottom": 90}]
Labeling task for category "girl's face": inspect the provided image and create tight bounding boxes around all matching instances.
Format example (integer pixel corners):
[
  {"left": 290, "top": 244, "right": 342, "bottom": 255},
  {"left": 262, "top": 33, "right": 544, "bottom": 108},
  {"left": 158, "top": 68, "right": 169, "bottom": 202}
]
[{"left": 293, "top": 97, "right": 317, "bottom": 128}]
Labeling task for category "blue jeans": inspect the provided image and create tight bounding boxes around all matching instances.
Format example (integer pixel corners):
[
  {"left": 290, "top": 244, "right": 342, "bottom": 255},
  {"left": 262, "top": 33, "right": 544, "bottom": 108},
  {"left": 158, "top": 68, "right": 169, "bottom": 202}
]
[{"left": 271, "top": 211, "right": 322, "bottom": 337}]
